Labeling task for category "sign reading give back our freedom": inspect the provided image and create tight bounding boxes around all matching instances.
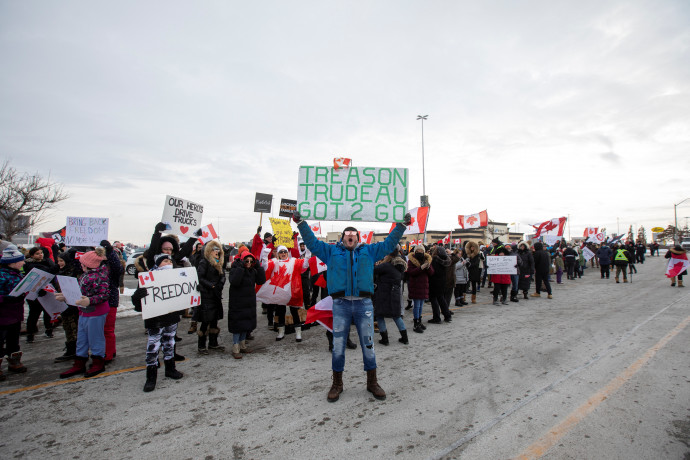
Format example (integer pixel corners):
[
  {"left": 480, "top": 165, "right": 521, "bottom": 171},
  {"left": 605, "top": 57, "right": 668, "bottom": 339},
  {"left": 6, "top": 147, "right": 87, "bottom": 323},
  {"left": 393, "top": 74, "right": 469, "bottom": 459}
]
[{"left": 297, "top": 166, "right": 408, "bottom": 222}]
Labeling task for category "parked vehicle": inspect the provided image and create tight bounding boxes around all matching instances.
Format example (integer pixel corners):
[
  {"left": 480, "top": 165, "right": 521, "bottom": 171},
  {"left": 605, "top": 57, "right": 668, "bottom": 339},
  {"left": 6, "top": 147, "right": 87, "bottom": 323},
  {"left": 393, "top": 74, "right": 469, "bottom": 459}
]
[{"left": 125, "top": 250, "right": 145, "bottom": 276}]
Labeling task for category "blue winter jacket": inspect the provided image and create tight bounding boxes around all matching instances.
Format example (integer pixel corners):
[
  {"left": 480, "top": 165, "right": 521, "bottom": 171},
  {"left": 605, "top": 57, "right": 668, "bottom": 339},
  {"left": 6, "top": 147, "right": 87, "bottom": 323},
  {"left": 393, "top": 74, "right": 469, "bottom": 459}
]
[
  {"left": 596, "top": 245, "right": 613, "bottom": 265},
  {"left": 298, "top": 221, "right": 406, "bottom": 298}
]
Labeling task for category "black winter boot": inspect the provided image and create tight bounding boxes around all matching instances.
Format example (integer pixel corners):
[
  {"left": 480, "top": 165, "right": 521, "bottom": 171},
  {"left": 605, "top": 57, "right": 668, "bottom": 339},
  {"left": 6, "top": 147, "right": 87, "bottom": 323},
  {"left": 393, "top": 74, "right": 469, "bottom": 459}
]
[
  {"left": 398, "top": 330, "right": 409, "bottom": 345},
  {"left": 378, "top": 331, "right": 389, "bottom": 346},
  {"left": 346, "top": 333, "right": 357, "bottom": 349},
  {"left": 164, "top": 359, "right": 183, "bottom": 379},
  {"left": 326, "top": 331, "right": 334, "bottom": 351},
  {"left": 143, "top": 365, "right": 157, "bottom": 392},
  {"left": 510, "top": 292, "right": 519, "bottom": 302},
  {"left": 54, "top": 341, "right": 77, "bottom": 363},
  {"left": 197, "top": 331, "right": 208, "bottom": 355}
]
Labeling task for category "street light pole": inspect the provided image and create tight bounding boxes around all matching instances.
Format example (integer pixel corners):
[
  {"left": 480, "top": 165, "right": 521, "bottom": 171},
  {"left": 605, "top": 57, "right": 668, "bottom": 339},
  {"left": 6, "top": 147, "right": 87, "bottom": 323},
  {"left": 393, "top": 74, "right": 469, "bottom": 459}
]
[{"left": 674, "top": 198, "right": 690, "bottom": 244}]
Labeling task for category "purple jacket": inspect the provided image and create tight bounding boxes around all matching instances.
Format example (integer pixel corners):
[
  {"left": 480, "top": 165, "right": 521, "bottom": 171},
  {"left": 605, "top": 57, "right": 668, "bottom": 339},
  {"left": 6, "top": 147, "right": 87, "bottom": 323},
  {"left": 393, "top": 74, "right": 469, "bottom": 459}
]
[
  {"left": 406, "top": 253, "right": 434, "bottom": 300},
  {"left": 0, "top": 267, "right": 26, "bottom": 325},
  {"left": 78, "top": 265, "right": 110, "bottom": 317}
]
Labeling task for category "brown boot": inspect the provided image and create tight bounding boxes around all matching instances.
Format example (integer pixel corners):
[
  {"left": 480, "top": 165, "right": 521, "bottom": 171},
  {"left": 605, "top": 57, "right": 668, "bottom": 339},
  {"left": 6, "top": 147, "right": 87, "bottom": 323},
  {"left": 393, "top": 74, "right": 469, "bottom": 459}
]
[
  {"left": 366, "top": 369, "right": 386, "bottom": 400},
  {"left": 671, "top": 277, "right": 676, "bottom": 287},
  {"left": 327, "top": 371, "right": 343, "bottom": 402},
  {"left": 679, "top": 280, "right": 685, "bottom": 288},
  {"left": 471, "top": 294, "right": 477, "bottom": 304},
  {"left": 8, "top": 351, "right": 27, "bottom": 373}
]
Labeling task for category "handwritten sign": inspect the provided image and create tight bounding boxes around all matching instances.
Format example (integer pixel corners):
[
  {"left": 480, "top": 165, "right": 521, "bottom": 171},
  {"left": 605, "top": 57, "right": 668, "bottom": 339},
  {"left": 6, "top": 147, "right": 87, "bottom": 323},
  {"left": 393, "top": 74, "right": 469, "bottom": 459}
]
[
  {"left": 56, "top": 275, "right": 83, "bottom": 305},
  {"left": 279, "top": 198, "right": 297, "bottom": 218},
  {"left": 9, "top": 268, "right": 54, "bottom": 300},
  {"left": 161, "top": 195, "right": 204, "bottom": 237},
  {"left": 487, "top": 256, "right": 518, "bottom": 275},
  {"left": 254, "top": 193, "right": 273, "bottom": 213},
  {"left": 65, "top": 217, "right": 109, "bottom": 247},
  {"left": 582, "top": 246, "right": 595, "bottom": 261},
  {"left": 138, "top": 267, "right": 201, "bottom": 320},
  {"left": 269, "top": 217, "right": 294, "bottom": 248},
  {"left": 297, "top": 166, "right": 408, "bottom": 222}
]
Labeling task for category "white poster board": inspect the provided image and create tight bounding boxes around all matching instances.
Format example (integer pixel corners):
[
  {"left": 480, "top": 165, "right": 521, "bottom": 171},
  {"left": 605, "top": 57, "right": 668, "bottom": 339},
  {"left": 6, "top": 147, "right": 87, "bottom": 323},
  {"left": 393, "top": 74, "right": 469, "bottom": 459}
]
[
  {"left": 543, "top": 235, "right": 562, "bottom": 246},
  {"left": 38, "top": 285, "right": 68, "bottom": 321},
  {"left": 487, "top": 256, "right": 518, "bottom": 274},
  {"left": 582, "top": 246, "right": 595, "bottom": 261},
  {"left": 137, "top": 267, "right": 201, "bottom": 320},
  {"left": 161, "top": 195, "right": 204, "bottom": 237},
  {"left": 9, "top": 268, "right": 54, "bottom": 300},
  {"left": 297, "top": 166, "right": 408, "bottom": 222},
  {"left": 65, "top": 217, "right": 109, "bottom": 247},
  {"left": 56, "top": 275, "right": 84, "bottom": 305}
]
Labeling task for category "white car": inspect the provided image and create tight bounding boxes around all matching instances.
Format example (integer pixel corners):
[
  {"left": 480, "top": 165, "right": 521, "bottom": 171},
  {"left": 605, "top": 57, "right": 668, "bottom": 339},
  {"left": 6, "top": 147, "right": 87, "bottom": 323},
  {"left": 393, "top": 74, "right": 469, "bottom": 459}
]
[
  {"left": 125, "top": 250, "right": 146, "bottom": 276},
  {"left": 681, "top": 238, "right": 690, "bottom": 251}
]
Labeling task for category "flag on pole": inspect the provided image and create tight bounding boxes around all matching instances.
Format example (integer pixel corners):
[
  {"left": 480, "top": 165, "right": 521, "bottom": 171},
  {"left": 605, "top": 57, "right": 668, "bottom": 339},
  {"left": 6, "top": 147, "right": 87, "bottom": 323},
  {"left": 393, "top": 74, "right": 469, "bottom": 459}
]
[
  {"left": 532, "top": 217, "right": 567, "bottom": 238},
  {"left": 442, "top": 232, "right": 451, "bottom": 244},
  {"left": 310, "top": 222, "right": 322, "bottom": 235},
  {"left": 389, "top": 206, "right": 429, "bottom": 235},
  {"left": 197, "top": 223, "right": 219, "bottom": 244},
  {"left": 333, "top": 158, "right": 352, "bottom": 170},
  {"left": 583, "top": 227, "right": 598, "bottom": 237},
  {"left": 359, "top": 230, "right": 374, "bottom": 244},
  {"left": 453, "top": 238, "right": 462, "bottom": 245},
  {"left": 458, "top": 210, "right": 489, "bottom": 229},
  {"left": 666, "top": 251, "right": 690, "bottom": 278}
]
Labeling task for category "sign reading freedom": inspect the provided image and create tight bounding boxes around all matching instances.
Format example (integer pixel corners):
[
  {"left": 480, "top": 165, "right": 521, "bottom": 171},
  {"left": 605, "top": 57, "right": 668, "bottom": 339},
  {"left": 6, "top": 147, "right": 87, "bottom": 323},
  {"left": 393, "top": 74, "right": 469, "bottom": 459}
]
[{"left": 297, "top": 166, "right": 408, "bottom": 222}]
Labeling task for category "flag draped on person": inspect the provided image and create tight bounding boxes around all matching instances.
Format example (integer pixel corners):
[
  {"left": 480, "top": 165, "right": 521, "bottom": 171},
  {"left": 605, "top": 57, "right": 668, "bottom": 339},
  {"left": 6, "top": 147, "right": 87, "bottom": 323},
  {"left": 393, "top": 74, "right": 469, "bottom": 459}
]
[
  {"left": 389, "top": 206, "right": 429, "bottom": 235},
  {"left": 532, "top": 217, "right": 567, "bottom": 238},
  {"left": 256, "top": 258, "right": 306, "bottom": 306},
  {"left": 666, "top": 251, "right": 689, "bottom": 278},
  {"left": 458, "top": 210, "right": 488, "bottom": 229}
]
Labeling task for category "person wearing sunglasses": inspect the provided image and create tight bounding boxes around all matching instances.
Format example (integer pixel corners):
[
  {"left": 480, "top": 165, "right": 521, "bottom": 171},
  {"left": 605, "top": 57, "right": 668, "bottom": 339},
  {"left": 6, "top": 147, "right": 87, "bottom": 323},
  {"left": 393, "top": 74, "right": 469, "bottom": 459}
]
[
  {"left": 293, "top": 210, "right": 412, "bottom": 402},
  {"left": 194, "top": 241, "right": 226, "bottom": 355},
  {"left": 228, "top": 251, "right": 266, "bottom": 358}
]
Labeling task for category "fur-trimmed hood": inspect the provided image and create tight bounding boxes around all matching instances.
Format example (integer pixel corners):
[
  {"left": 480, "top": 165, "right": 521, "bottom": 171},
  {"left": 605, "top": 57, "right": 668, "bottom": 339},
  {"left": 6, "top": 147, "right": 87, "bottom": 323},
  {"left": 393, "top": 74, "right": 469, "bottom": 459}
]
[
  {"left": 158, "top": 234, "right": 181, "bottom": 254},
  {"left": 204, "top": 240, "right": 225, "bottom": 274},
  {"left": 382, "top": 255, "right": 407, "bottom": 272},
  {"left": 408, "top": 252, "right": 432, "bottom": 268},
  {"left": 465, "top": 241, "right": 479, "bottom": 258}
]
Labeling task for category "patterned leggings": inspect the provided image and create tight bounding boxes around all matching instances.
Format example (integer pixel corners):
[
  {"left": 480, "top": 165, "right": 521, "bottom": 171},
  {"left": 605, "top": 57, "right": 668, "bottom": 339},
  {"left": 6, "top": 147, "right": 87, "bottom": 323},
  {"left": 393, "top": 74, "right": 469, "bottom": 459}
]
[{"left": 145, "top": 323, "right": 178, "bottom": 366}]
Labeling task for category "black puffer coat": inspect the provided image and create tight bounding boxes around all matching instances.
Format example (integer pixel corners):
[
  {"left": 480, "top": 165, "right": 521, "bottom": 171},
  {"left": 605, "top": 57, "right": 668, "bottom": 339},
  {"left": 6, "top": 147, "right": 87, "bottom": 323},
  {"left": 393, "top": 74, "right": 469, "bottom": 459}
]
[
  {"left": 193, "top": 241, "right": 226, "bottom": 323},
  {"left": 227, "top": 258, "right": 266, "bottom": 333},
  {"left": 429, "top": 247, "right": 451, "bottom": 296},
  {"left": 533, "top": 242, "right": 551, "bottom": 276},
  {"left": 465, "top": 241, "right": 483, "bottom": 282},
  {"left": 373, "top": 256, "right": 406, "bottom": 318},
  {"left": 517, "top": 246, "right": 535, "bottom": 291}
]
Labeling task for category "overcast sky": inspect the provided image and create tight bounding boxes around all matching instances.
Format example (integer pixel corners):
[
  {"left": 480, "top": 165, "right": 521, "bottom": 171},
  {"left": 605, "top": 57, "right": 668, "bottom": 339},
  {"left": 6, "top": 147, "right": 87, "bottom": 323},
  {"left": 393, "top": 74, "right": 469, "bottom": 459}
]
[{"left": 1, "top": 1, "right": 689, "bottom": 245}]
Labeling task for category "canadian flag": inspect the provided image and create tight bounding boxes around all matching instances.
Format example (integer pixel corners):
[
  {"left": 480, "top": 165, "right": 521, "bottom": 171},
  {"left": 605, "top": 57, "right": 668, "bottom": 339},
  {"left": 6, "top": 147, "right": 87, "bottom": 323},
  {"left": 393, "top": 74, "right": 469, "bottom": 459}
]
[
  {"left": 666, "top": 251, "right": 690, "bottom": 278},
  {"left": 583, "top": 227, "right": 598, "bottom": 237},
  {"left": 74, "top": 251, "right": 85, "bottom": 260},
  {"left": 197, "top": 223, "right": 219, "bottom": 244},
  {"left": 138, "top": 271, "right": 155, "bottom": 287},
  {"left": 333, "top": 158, "right": 352, "bottom": 170},
  {"left": 442, "top": 232, "right": 451, "bottom": 244},
  {"left": 256, "top": 258, "right": 306, "bottom": 306},
  {"left": 309, "top": 256, "right": 327, "bottom": 275},
  {"left": 389, "top": 206, "right": 429, "bottom": 235},
  {"left": 453, "top": 238, "right": 462, "bottom": 245},
  {"left": 190, "top": 295, "right": 201, "bottom": 306},
  {"left": 532, "top": 217, "right": 567, "bottom": 238},
  {"left": 310, "top": 222, "right": 322, "bottom": 235},
  {"left": 458, "top": 210, "right": 488, "bottom": 229},
  {"left": 360, "top": 230, "right": 374, "bottom": 244},
  {"left": 305, "top": 295, "right": 333, "bottom": 331}
]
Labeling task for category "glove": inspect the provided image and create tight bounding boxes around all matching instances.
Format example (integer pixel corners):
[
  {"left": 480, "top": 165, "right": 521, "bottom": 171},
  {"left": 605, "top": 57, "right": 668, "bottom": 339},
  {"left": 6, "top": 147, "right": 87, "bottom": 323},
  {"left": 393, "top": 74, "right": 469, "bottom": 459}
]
[
  {"left": 194, "top": 228, "right": 203, "bottom": 237},
  {"left": 37, "top": 289, "right": 47, "bottom": 297},
  {"left": 155, "top": 222, "right": 167, "bottom": 233},
  {"left": 403, "top": 212, "right": 412, "bottom": 226},
  {"left": 292, "top": 211, "right": 302, "bottom": 224},
  {"left": 292, "top": 231, "right": 299, "bottom": 239},
  {"left": 100, "top": 240, "right": 113, "bottom": 255},
  {"left": 421, "top": 262, "right": 430, "bottom": 270},
  {"left": 257, "top": 226, "right": 262, "bottom": 234}
]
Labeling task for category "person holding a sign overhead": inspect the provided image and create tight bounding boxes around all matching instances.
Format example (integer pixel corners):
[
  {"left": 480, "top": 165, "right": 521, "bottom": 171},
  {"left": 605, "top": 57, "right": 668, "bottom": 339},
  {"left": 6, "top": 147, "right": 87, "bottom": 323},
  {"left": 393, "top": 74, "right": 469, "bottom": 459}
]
[{"left": 294, "top": 210, "right": 411, "bottom": 402}]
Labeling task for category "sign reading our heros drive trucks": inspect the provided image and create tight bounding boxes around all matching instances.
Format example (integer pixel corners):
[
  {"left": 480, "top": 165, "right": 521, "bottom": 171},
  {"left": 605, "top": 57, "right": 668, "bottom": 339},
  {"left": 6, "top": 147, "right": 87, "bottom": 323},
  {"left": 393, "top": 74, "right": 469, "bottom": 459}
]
[{"left": 297, "top": 166, "right": 408, "bottom": 222}]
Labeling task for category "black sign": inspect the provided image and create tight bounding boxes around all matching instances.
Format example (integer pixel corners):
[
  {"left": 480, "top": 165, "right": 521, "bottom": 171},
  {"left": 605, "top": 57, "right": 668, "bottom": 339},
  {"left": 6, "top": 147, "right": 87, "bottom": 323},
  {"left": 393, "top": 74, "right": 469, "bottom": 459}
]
[
  {"left": 279, "top": 199, "right": 297, "bottom": 218},
  {"left": 254, "top": 193, "right": 273, "bottom": 213}
]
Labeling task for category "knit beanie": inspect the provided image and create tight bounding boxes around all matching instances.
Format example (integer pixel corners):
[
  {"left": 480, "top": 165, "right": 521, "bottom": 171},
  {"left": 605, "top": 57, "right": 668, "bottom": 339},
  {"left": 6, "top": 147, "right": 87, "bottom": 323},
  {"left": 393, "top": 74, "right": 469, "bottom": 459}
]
[
  {"left": 155, "top": 253, "right": 173, "bottom": 266},
  {"left": 1, "top": 246, "right": 25, "bottom": 264},
  {"left": 80, "top": 247, "right": 106, "bottom": 269}
]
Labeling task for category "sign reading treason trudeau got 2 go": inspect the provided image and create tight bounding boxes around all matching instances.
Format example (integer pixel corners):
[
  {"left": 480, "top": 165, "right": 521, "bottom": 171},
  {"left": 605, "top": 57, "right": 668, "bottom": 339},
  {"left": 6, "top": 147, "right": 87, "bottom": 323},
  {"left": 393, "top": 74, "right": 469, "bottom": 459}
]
[{"left": 297, "top": 166, "right": 408, "bottom": 222}]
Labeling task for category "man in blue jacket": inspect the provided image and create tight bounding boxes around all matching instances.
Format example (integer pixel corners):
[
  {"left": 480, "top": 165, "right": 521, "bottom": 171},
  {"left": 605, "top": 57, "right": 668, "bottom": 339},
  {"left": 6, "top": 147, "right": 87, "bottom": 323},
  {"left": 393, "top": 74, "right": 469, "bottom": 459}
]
[
  {"left": 293, "top": 211, "right": 410, "bottom": 402},
  {"left": 596, "top": 244, "right": 613, "bottom": 279}
]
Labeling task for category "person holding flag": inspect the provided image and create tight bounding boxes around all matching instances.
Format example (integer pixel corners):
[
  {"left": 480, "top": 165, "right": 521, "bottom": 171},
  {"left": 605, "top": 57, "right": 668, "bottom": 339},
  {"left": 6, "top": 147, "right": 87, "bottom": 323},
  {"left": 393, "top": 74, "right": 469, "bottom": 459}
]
[
  {"left": 665, "top": 245, "right": 688, "bottom": 287},
  {"left": 294, "top": 210, "right": 411, "bottom": 402}
]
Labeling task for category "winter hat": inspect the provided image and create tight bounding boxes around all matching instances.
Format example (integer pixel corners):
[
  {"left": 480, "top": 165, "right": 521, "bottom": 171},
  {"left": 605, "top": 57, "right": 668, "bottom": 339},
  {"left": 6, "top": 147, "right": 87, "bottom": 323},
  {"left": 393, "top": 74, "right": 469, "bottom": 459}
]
[
  {"left": 264, "top": 232, "right": 272, "bottom": 239},
  {"left": 414, "top": 245, "right": 425, "bottom": 254},
  {"left": 435, "top": 246, "right": 448, "bottom": 259},
  {"left": 276, "top": 245, "right": 289, "bottom": 254},
  {"left": 241, "top": 251, "right": 254, "bottom": 260},
  {"left": 492, "top": 238, "right": 501, "bottom": 245},
  {"left": 1, "top": 246, "right": 25, "bottom": 264},
  {"left": 80, "top": 247, "right": 106, "bottom": 269},
  {"left": 155, "top": 253, "right": 173, "bottom": 266}
]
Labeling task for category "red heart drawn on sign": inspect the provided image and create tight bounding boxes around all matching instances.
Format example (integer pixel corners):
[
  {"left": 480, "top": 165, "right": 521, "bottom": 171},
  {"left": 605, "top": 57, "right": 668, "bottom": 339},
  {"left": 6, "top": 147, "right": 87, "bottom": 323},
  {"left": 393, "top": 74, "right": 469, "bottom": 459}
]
[
  {"left": 202, "top": 231, "right": 209, "bottom": 238},
  {"left": 180, "top": 226, "right": 189, "bottom": 234}
]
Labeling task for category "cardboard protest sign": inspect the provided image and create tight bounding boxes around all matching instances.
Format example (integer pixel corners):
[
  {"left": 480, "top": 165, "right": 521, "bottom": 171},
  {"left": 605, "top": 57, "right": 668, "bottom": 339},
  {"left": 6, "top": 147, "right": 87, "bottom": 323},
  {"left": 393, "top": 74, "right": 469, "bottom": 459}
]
[
  {"left": 65, "top": 217, "right": 109, "bottom": 247},
  {"left": 254, "top": 193, "right": 273, "bottom": 213},
  {"left": 197, "top": 223, "right": 219, "bottom": 244},
  {"left": 269, "top": 217, "right": 294, "bottom": 248},
  {"left": 161, "top": 195, "right": 204, "bottom": 237},
  {"left": 9, "top": 268, "right": 54, "bottom": 300},
  {"left": 137, "top": 268, "right": 201, "bottom": 320},
  {"left": 582, "top": 246, "right": 596, "bottom": 261},
  {"left": 279, "top": 198, "right": 297, "bottom": 218},
  {"left": 56, "top": 275, "right": 83, "bottom": 305},
  {"left": 543, "top": 235, "right": 562, "bottom": 246},
  {"left": 486, "top": 256, "right": 518, "bottom": 274},
  {"left": 297, "top": 166, "right": 408, "bottom": 222},
  {"left": 37, "top": 285, "right": 68, "bottom": 321}
]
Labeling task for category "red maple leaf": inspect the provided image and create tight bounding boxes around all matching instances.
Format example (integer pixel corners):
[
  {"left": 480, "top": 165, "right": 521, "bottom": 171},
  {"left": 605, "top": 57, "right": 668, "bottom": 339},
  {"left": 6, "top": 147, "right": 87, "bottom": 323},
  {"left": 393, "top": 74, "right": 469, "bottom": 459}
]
[
  {"left": 269, "top": 263, "right": 292, "bottom": 294},
  {"left": 410, "top": 216, "right": 416, "bottom": 226},
  {"left": 543, "top": 221, "right": 558, "bottom": 232},
  {"left": 466, "top": 216, "right": 478, "bottom": 225}
]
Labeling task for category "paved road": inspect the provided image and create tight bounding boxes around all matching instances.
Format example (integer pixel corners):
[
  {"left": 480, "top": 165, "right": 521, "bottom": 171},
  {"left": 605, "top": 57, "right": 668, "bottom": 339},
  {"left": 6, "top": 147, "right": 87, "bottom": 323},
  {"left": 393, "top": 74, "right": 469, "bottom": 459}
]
[{"left": 1, "top": 254, "right": 688, "bottom": 459}]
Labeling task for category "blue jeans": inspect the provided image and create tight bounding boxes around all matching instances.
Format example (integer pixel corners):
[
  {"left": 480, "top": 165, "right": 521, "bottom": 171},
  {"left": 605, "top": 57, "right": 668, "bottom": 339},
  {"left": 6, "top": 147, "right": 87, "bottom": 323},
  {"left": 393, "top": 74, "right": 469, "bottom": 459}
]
[
  {"left": 412, "top": 299, "right": 424, "bottom": 319},
  {"left": 510, "top": 274, "right": 519, "bottom": 293},
  {"left": 375, "top": 316, "right": 406, "bottom": 333},
  {"left": 232, "top": 332, "right": 247, "bottom": 344},
  {"left": 76, "top": 313, "right": 107, "bottom": 358},
  {"left": 332, "top": 298, "right": 376, "bottom": 372}
]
